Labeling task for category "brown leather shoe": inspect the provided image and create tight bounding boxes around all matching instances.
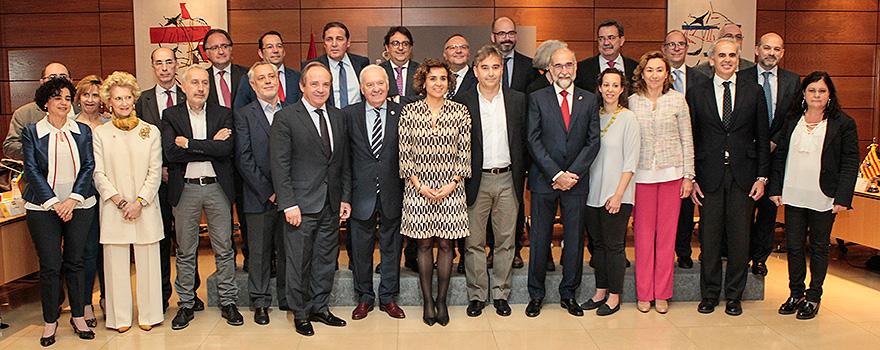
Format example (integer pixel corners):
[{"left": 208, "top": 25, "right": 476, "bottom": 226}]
[
  {"left": 379, "top": 302, "right": 406, "bottom": 319},
  {"left": 512, "top": 253, "right": 524, "bottom": 269},
  {"left": 352, "top": 302, "right": 373, "bottom": 320}
]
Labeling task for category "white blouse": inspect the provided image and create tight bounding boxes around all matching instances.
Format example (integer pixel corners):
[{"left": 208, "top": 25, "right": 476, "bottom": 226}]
[
  {"left": 587, "top": 109, "right": 640, "bottom": 207},
  {"left": 782, "top": 117, "right": 834, "bottom": 211}
]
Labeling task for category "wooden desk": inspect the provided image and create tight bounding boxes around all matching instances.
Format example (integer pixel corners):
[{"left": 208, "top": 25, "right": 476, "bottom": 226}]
[
  {"left": 831, "top": 190, "right": 880, "bottom": 250},
  {"left": 0, "top": 213, "right": 39, "bottom": 284}
]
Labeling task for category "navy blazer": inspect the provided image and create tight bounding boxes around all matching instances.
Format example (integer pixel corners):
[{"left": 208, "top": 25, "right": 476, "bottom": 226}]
[
  {"left": 21, "top": 119, "right": 96, "bottom": 207},
  {"left": 207, "top": 64, "right": 249, "bottom": 107},
  {"left": 508, "top": 51, "right": 540, "bottom": 93},
  {"left": 380, "top": 60, "right": 420, "bottom": 98},
  {"left": 738, "top": 65, "right": 801, "bottom": 142},
  {"left": 232, "top": 66, "right": 302, "bottom": 110},
  {"left": 301, "top": 53, "right": 370, "bottom": 108},
  {"left": 161, "top": 102, "right": 236, "bottom": 206},
  {"left": 526, "top": 85, "right": 601, "bottom": 195},
  {"left": 343, "top": 101, "right": 403, "bottom": 221},
  {"left": 234, "top": 99, "right": 288, "bottom": 213}
]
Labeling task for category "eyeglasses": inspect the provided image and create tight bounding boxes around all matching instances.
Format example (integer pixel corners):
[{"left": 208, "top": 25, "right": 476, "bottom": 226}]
[
  {"left": 664, "top": 41, "right": 687, "bottom": 48},
  {"left": 598, "top": 35, "right": 618, "bottom": 42},
  {"left": 389, "top": 40, "right": 412, "bottom": 48},
  {"left": 205, "top": 43, "right": 232, "bottom": 51},
  {"left": 43, "top": 73, "right": 69, "bottom": 80},
  {"left": 445, "top": 44, "right": 469, "bottom": 51},
  {"left": 551, "top": 63, "right": 575, "bottom": 71},
  {"left": 493, "top": 31, "right": 517, "bottom": 38},
  {"left": 722, "top": 33, "right": 744, "bottom": 40}
]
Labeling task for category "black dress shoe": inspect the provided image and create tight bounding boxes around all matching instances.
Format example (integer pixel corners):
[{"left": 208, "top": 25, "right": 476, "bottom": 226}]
[
  {"left": 466, "top": 300, "right": 485, "bottom": 317},
  {"left": 597, "top": 302, "right": 620, "bottom": 316},
  {"left": 725, "top": 300, "right": 743, "bottom": 316},
  {"left": 678, "top": 256, "right": 694, "bottom": 269},
  {"left": 163, "top": 300, "right": 170, "bottom": 314},
  {"left": 172, "top": 308, "right": 194, "bottom": 330},
  {"left": 279, "top": 304, "right": 291, "bottom": 311},
  {"left": 493, "top": 299, "right": 511, "bottom": 316},
  {"left": 560, "top": 298, "right": 584, "bottom": 316},
  {"left": 625, "top": 259, "right": 631, "bottom": 268},
  {"left": 69, "top": 318, "right": 95, "bottom": 339},
  {"left": 580, "top": 295, "right": 607, "bottom": 311},
  {"left": 796, "top": 301, "right": 820, "bottom": 320},
  {"left": 545, "top": 261, "right": 556, "bottom": 272},
  {"left": 40, "top": 322, "right": 57, "bottom": 347},
  {"left": 525, "top": 299, "right": 543, "bottom": 317},
  {"left": 221, "top": 304, "right": 244, "bottom": 326},
  {"left": 254, "top": 307, "right": 270, "bottom": 325},
  {"left": 751, "top": 262, "right": 768, "bottom": 276},
  {"left": 294, "top": 319, "right": 314, "bottom": 336},
  {"left": 309, "top": 311, "right": 347, "bottom": 327},
  {"left": 698, "top": 298, "right": 718, "bottom": 314},
  {"left": 193, "top": 297, "right": 205, "bottom": 311},
  {"left": 457, "top": 261, "right": 465, "bottom": 274},
  {"left": 779, "top": 296, "right": 805, "bottom": 315}
]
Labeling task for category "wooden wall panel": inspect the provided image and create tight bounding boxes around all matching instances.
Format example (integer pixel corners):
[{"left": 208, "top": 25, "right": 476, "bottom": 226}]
[
  {"left": 495, "top": 8, "right": 594, "bottom": 42},
  {"left": 786, "top": 12, "right": 877, "bottom": 44},
  {"left": 302, "top": 0, "right": 401, "bottom": 8},
  {"left": 100, "top": 46, "right": 135, "bottom": 77},
  {"left": 621, "top": 42, "right": 664, "bottom": 61},
  {"left": 844, "top": 108, "right": 876, "bottom": 140},
  {"left": 228, "top": 10, "right": 300, "bottom": 45},
  {"left": 0, "top": 48, "right": 7, "bottom": 81},
  {"left": 594, "top": 9, "right": 666, "bottom": 42},
  {"left": 756, "top": 10, "right": 785, "bottom": 39},
  {"left": 99, "top": 0, "right": 133, "bottom": 12},
  {"left": 495, "top": 0, "right": 594, "bottom": 7},
  {"left": 594, "top": 0, "right": 665, "bottom": 8},
  {"left": 564, "top": 42, "right": 596, "bottom": 62},
  {"left": 404, "top": 0, "right": 493, "bottom": 8},
  {"left": 784, "top": 44, "right": 875, "bottom": 76},
  {"left": 403, "top": 8, "right": 493, "bottom": 27},
  {"left": 232, "top": 43, "right": 303, "bottom": 70},
  {"left": 6, "top": 81, "right": 38, "bottom": 115},
  {"left": 758, "top": 0, "right": 786, "bottom": 11},
  {"left": 100, "top": 12, "right": 134, "bottom": 46},
  {"left": 0, "top": 115, "right": 10, "bottom": 148},
  {"left": 229, "top": 0, "right": 298, "bottom": 10},
  {"left": 0, "top": 83, "right": 9, "bottom": 115},
  {"left": 302, "top": 9, "right": 401, "bottom": 42},
  {"left": 0, "top": 0, "right": 98, "bottom": 14},
  {"left": 1, "top": 14, "right": 101, "bottom": 47},
  {"left": 786, "top": 0, "right": 879, "bottom": 11},
  {"left": 6, "top": 47, "right": 102, "bottom": 81},
  {"left": 833, "top": 77, "right": 875, "bottom": 109}
]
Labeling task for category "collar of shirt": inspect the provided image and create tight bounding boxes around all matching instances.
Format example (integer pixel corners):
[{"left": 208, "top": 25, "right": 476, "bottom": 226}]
[
  {"left": 36, "top": 117, "right": 81, "bottom": 138},
  {"left": 301, "top": 97, "right": 324, "bottom": 114},
  {"left": 186, "top": 102, "right": 207, "bottom": 119},
  {"left": 329, "top": 53, "right": 353, "bottom": 68},
  {"left": 366, "top": 101, "right": 387, "bottom": 116},
  {"left": 477, "top": 84, "right": 504, "bottom": 104},
  {"left": 599, "top": 54, "right": 624, "bottom": 70},
  {"left": 453, "top": 65, "right": 469, "bottom": 78},
  {"left": 673, "top": 66, "right": 686, "bottom": 78},
  {"left": 366, "top": 101, "right": 387, "bottom": 138},
  {"left": 258, "top": 98, "right": 281, "bottom": 114},
  {"left": 757, "top": 64, "right": 777, "bottom": 77},
  {"left": 391, "top": 60, "right": 409, "bottom": 70},
  {"left": 552, "top": 81, "right": 575, "bottom": 100},
  {"left": 713, "top": 72, "right": 737, "bottom": 88},
  {"left": 214, "top": 65, "right": 231, "bottom": 77}
]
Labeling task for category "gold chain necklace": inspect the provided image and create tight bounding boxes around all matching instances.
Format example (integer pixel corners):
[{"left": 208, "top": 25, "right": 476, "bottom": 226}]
[{"left": 599, "top": 106, "right": 623, "bottom": 137}]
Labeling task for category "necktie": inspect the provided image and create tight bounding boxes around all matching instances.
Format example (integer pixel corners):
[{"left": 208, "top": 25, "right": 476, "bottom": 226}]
[
  {"left": 165, "top": 90, "right": 174, "bottom": 108},
  {"left": 762, "top": 71, "right": 774, "bottom": 125},
  {"left": 673, "top": 70, "right": 684, "bottom": 93},
  {"left": 277, "top": 70, "right": 286, "bottom": 102},
  {"left": 316, "top": 108, "right": 331, "bottom": 155},
  {"left": 722, "top": 81, "right": 733, "bottom": 130},
  {"left": 395, "top": 66, "right": 405, "bottom": 95},
  {"left": 338, "top": 62, "right": 349, "bottom": 108},
  {"left": 560, "top": 90, "right": 571, "bottom": 131},
  {"left": 218, "top": 70, "right": 231, "bottom": 108},
  {"left": 503, "top": 56, "right": 511, "bottom": 88},
  {"left": 447, "top": 73, "right": 459, "bottom": 99},
  {"left": 371, "top": 108, "right": 383, "bottom": 159},
  {"left": 607, "top": 61, "right": 616, "bottom": 69}
]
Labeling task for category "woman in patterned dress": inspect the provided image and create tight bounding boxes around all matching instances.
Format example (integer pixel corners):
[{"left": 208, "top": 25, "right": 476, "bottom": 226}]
[{"left": 399, "top": 58, "right": 471, "bottom": 326}]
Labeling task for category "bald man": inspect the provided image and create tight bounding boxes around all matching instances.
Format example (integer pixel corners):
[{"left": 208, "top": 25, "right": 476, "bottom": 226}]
[
  {"left": 693, "top": 23, "right": 756, "bottom": 78},
  {"left": 4, "top": 62, "right": 74, "bottom": 159}
]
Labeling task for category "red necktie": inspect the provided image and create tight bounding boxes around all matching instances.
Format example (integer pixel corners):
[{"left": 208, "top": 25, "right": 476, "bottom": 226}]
[
  {"left": 607, "top": 61, "right": 616, "bottom": 68},
  {"left": 395, "top": 67, "right": 404, "bottom": 95},
  {"left": 560, "top": 90, "right": 571, "bottom": 131},
  {"left": 165, "top": 90, "right": 174, "bottom": 108},
  {"left": 218, "top": 70, "right": 231, "bottom": 108},
  {"left": 277, "top": 70, "right": 285, "bottom": 102}
]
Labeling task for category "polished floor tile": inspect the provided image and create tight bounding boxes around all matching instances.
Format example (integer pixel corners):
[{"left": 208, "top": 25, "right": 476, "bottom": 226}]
[
  {"left": 679, "top": 325, "right": 799, "bottom": 350},
  {"left": 587, "top": 327, "right": 699, "bottom": 350}
]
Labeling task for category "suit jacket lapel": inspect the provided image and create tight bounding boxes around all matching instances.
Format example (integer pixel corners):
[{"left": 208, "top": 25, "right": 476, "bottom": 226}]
[
  {"left": 330, "top": 108, "right": 344, "bottom": 159},
  {"left": 381, "top": 103, "right": 399, "bottom": 158},
  {"left": 730, "top": 79, "right": 747, "bottom": 127},
  {"left": 545, "top": 87, "right": 567, "bottom": 132},
  {"left": 142, "top": 88, "right": 159, "bottom": 124},
  {"left": 469, "top": 93, "right": 483, "bottom": 152},
  {"left": 703, "top": 83, "right": 721, "bottom": 127},
  {"left": 569, "top": 89, "right": 585, "bottom": 130},
  {"left": 503, "top": 88, "right": 518, "bottom": 148},
  {"left": 285, "top": 68, "right": 298, "bottom": 101},
  {"left": 295, "top": 101, "right": 328, "bottom": 157},
  {"left": 823, "top": 114, "right": 840, "bottom": 153},
  {"left": 252, "top": 102, "right": 271, "bottom": 137},
  {"left": 406, "top": 61, "right": 418, "bottom": 96}
]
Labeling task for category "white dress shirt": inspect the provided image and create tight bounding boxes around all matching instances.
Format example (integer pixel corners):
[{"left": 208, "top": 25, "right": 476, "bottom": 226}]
[
  {"left": 451, "top": 65, "right": 471, "bottom": 96},
  {"left": 599, "top": 54, "right": 624, "bottom": 72},
  {"left": 183, "top": 104, "right": 217, "bottom": 179},
  {"left": 713, "top": 73, "right": 737, "bottom": 121},
  {"left": 155, "top": 85, "right": 178, "bottom": 116},
  {"left": 257, "top": 98, "right": 281, "bottom": 126},
  {"left": 329, "top": 53, "right": 362, "bottom": 106},
  {"left": 213, "top": 65, "right": 232, "bottom": 107},
  {"left": 477, "top": 85, "right": 511, "bottom": 169},
  {"left": 757, "top": 65, "right": 779, "bottom": 114}
]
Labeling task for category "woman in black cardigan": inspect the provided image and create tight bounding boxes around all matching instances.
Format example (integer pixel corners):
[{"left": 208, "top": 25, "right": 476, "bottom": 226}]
[{"left": 768, "top": 71, "right": 859, "bottom": 320}]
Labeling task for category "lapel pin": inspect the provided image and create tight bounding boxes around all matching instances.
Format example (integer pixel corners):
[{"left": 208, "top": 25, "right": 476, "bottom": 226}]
[
  {"left": 578, "top": 96, "right": 583, "bottom": 100},
  {"left": 390, "top": 110, "right": 395, "bottom": 115}
]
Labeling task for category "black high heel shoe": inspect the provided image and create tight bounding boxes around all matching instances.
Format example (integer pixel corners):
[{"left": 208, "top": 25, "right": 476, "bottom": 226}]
[
  {"left": 40, "top": 322, "right": 57, "bottom": 347},
  {"left": 84, "top": 305, "right": 97, "bottom": 328},
  {"left": 435, "top": 300, "right": 449, "bottom": 327},
  {"left": 70, "top": 318, "right": 95, "bottom": 340},
  {"left": 422, "top": 301, "right": 436, "bottom": 326}
]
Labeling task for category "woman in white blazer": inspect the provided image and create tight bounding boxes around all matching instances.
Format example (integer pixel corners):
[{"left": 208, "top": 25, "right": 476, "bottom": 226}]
[{"left": 93, "top": 71, "right": 164, "bottom": 332}]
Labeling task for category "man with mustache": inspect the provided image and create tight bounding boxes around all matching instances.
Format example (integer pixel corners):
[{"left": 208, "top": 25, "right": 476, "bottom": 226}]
[
  {"left": 301, "top": 22, "right": 369, "bottom": 109},
  {"left": 233, "top": 31, "right": 302, "bottom": 110},
  {"left": 693, "top": 23, "right": 757, "bottom": 78},
  {"left": 525, "top": 46, "right": 600, "bottom": 318},
  {"left": 739, "top": 32, "right": 800, "bottom": 277},
  {"left": 574, "top": 20, "right": 638, "bottom": 94}
]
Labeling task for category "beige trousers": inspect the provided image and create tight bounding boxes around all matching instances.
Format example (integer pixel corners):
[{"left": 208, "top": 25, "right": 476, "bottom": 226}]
[
  {"left": 465, "top": 172, "right": 518, "bottom": 301},
  {"left": 104, "top": 242, "right": 164, "bottom": 328}
]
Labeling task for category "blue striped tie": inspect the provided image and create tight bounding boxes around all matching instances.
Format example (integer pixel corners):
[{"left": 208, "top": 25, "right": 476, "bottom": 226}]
[{"left": 371, "top": 108, "right": 383, "bottom": 159}]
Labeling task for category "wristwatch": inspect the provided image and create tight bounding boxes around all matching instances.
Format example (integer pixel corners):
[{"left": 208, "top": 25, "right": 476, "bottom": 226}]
[
  {"left": 756, "top": 177, "right": 769, "bottom": 184},
  {"left": 137, "top": 197, "right": 147, "bottom": 207}
]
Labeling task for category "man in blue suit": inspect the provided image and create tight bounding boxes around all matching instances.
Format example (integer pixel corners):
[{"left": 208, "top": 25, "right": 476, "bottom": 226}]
[
  {"left": 233, "top": 31, "right": 302, "bottom": 110},
  {"left": 525, "top": 47, "right": 600, "bottom": 318},
  {"left": 234, "top": 61, "right": 288, "bottom": 325},
  {"left": 301, "top": 22, "right": 370, "bottom": 109}
]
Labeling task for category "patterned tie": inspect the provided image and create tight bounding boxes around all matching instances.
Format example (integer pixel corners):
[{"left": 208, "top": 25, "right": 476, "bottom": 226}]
[
  {"left": 395, "top": 66, "right": 404, "bottom": 95},
  {"left": 371, "top": 108, "right": 383, "bottom": 159},
  {"left": 277, "top": 70, "right": 285, "bottom": 102},
  {"left": 673, "top": 70, "right": 684, "bottom": 93},
  {"left": 218, "top": 70, "right": 231, "bottom": 108},
  {"left": 503, "top": 56, "right": 511, "bottom": 88},
  {"left": 722, "top": 81, "right": 733, "bottom": 130},
  {"left": 607, "top": 61, "right": 616, "bottom": 69},
  {"left": 338, "top": 61, "right": 349, "bottom": 108},
  {"left": 316, "top": 108, "right": 331, "bottom": 155},
  {"left": 446, "top": 73, "right": 459, "bottom": 99},
  {"left": 560, "top": 90, "right": 571, "bottom": 131},
  {"left": 165, "top": 90, "right": 174, "bottom": 108},
  {"left": 762, "top": 71, "right": 774, "bottom": 125}
]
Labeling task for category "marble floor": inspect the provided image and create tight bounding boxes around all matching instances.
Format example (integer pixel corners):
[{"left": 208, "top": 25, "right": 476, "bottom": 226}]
[{"left": 1, "top": 240, "right": 880, "bottom": 349}]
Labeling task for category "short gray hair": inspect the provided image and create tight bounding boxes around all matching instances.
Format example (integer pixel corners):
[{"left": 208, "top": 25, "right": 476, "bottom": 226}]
[
  {"left": 708, "top": 37, "right": 740, "bottom": 57},
  {"left": 533, "top": 40, "right": 568, "bottom": 70},
  {"left": 247, "top": 61, "right": 278, "bottom": 82},
  {"left": 182, "top": 65, "right": 208, "bottom": 81},
  {"left": 358, "top": 64, "right": 387, "bottom": 83}
]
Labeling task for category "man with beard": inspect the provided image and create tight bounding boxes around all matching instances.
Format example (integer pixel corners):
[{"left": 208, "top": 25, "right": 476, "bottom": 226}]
[
  {"left": 739, "top": 32, "right": 800, "bottom": 277},
  {"left": 574, "top": 20, "right": 638, "bottom": 94},
  {"left": 491, "top": 17, "right": 539, "bottom": 92},
  {"left": 525, "top": 46, "right": 600, "bottom": 318}
]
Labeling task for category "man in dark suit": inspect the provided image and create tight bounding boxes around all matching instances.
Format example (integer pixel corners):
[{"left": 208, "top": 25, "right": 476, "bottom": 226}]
[
  {"left": 301, "top": 22, "right": 369, "bottom": 109},
  {"left": 692, "top": 23, "right": 757, "bottom": 78},
  {"left": 455, "top": 45, "right": 527, "bottom": 318},
  {"left": 740, "top": 32, "right": 800, "bottom": 277},
  {"left": 687, "top": 38, "right": 770, "bottom": 316},
  {"left": 574, "top": 20, "right": 638, "bottom": 94},
  {"left": 443, "top": 34, "right": 478, "bottom": 100},
  {"left": 270, "top": 62, "right": 351, "bottom": 336},
  {"left": 234, "top": 62, "right": 289, "bottom": 325},
  {"left": 661, "top": 30, "right": 709, "bottom": 269},
  {"left": 135, "top": 47, "right": 205, "bottom": 313},
  {"left": 525, "top": 47, "right": 600, "bottom": 318},
  {"left": 233, "top": 31, "right": 302, "bottom": 110},
  {"left": 344, "top": 65, "right": 406, "bottom": 321},
  {"left": 380, "top": 26, "right": 419, "bottom": 100},
  {"left": 162, "top": 66, "right": 242, "bottom": 329}
]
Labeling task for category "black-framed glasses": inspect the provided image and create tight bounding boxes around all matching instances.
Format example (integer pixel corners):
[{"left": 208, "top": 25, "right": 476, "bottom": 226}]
[
  {"left": 43, "top": 73, "right": 69, "bottom": 80},
  {"left": 493, "top": 31, "right": 517, "bottom": 38},
  {"left": 389, "top": 40, "right": 412, "bottom": 48},
  {"left": 205, "top": 43, "right": 232, "bottom": 51},
  {"left": 664, "top": 41, "right": 687, "bottom": 48}
]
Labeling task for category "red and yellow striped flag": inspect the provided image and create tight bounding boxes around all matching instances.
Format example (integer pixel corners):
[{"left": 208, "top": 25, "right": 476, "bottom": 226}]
[{"left": 862, "top": 143, "right": 880, "bottom": 179}]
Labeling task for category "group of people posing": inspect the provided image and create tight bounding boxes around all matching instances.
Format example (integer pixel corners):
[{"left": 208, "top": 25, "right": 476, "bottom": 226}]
[{"left": 5, "top": 15, "right": 860, "bottom": 346}]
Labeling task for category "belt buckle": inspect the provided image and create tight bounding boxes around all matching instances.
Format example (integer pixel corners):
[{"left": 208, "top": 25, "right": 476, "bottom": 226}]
[
  {"left": 491, "top": 168, "right": 501, "bottom": 175},
  {"left": 198, "top": 177, "right": 208, "bottom": 186}
]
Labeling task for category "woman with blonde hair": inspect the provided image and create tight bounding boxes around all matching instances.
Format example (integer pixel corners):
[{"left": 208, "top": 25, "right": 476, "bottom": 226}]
[{"left": 93, "top": 71, "right": 164, "bottom": 332}]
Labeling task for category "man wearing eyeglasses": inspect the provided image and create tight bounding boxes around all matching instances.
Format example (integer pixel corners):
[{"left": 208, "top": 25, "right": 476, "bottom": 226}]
[
  {"left": 4, "top": 62, "right": 74, "bottom": 160},
  {"left": 573, "top": 20, "right": 638, "bottom": 94},
  {"left": 203, "top": 29, "right": 248, "bottom": 109},
  {"left": 233, "top": 31, "right": 302, "bottom": 110},
  {"left": 443, "top": 34, "right": 478, "bottom": 100},
  {"left": 491, "top": 17, "right": 539, "bottom": 93},
  {"left": 380, "top": 26, "right": 419, "bottom": 101},
  {"left": 692, "top": 23, "right": 756, "bottom": 78}
]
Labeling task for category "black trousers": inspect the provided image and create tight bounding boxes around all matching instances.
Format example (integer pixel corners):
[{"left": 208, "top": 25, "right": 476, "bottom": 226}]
[
  {"left": 284, "top": 201, "right": 339, "bottom": 320},
  {"left": 350, "top": 198, "right": 403, "bottom": 304},
  {"left": 784, "top": 205, "right": 836, "bottom": 302},
  {"left": 246, "top": 208, "right": 286, "bottom": 308},
  {"left": 750, "top": 195, "right": 778, "bottom": 264},
  {"left": 158, "top": 181, "right": 199, "bottom": 306},
  {"left": 27, "top": 207, "right": 96, "bottom": 323},
  {"left": 528, "top": 191, "right": 586, "bottom": 299},
  {"left": 699, "top": 168, "right": 753, "bottom": 301},
  {"left": 675, "top": 198, "right": 696, "bottom": 259},
  {"left": 585, "top": 204, "right": 632, "bottom": 294}
]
